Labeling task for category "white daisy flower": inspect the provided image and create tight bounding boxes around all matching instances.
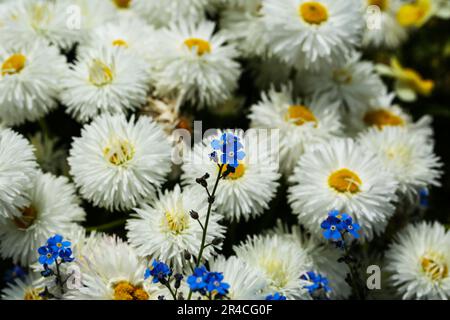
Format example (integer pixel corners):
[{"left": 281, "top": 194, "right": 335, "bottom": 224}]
[
  {"left": 0, "top": 0, "right": 79, "bottom": 50},
  {"left": 0, "top": 129, "right": 37, "bottom": 219},
  {"left": 288, "top": 138, "right": 398, "bottom": 240},
  {"left": 248, "top": 84, "right": 342, "bottom": 175},
  {"left": 0, "top": 40, "right": 66, "bottom": 126},
  {"left": 68, "top": 114, "right": 172, "bottom": 211},
  {"left": 0, "top": 172, "right": 85, "bottom": 266},
  {"left": 80, "top": 16, "right": 155, "bottom": 62},
  {"left": 150, "top": 20, "right": 241, "bottom": 108},
  {"left": 130, "top": 0, "right": 209, "bottom": 28},
  {"left": 234, "top": 234, "right": 313, "bottom": 299},
  {"left": 126, "top": 185, "right": 225, "bottom": 272},
  {"left": 220, "top": 0, "right": 271, "bottom": 57},
  {"left": 209, "top": 255, "right": 267, "bottom": 300},
  {"left": 262, "top": 0, "right": 364, "bottom": 70},
  {"left": 302, "top": 52, "right": 386, "bottom": 111},
  {"left": 1, "top": 272, "right": 46, "bottom": 300},
  {"left": 386, "top": 221, "right": 450, "bottom": 299},
  {"left": 358, "top": 126, "right": 442, "bottom": 200},
  {"left": 181, "top": 131, "right": 280, "bottom": 221},
  {"left": 271, "top": 222, "right": 351, "bottom": 299},
  {"left": 362, "top": 0, "right": 408, "bottom": 48},
  {"left": 346, "top": 91, "right": 433, "bottom": 136},
  {"left": 61, "top": 46, "right": 150, "bottom": 123},
  {"left": 65, "top": 234, "right": 164, "bottom": 300}
]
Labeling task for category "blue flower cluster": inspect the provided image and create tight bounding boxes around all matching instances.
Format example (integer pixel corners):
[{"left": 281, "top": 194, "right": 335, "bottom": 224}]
[
  {"left": 210, "top": 133, "right": 245, "bottom": 169},
  {"left": 38, "top": 234, "right": 74, "bottom": 266},
  {"left": 320, "top": 210, "right": 361, "bottom": 241},
  {"left": 144, "top": 260, "right": 172, "bottom": 284},
  {"left": 265, "top": 292, "right": 287, "bottom": 300},
  {"left": 301, "top": 271, "right": 331, "bottom": 297},
  {"left": 187, "top": 266, "right": 230, "bottom": 299}
]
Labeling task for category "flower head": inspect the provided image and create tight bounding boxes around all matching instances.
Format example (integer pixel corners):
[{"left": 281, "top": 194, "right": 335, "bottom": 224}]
[
  {"left": 320, "top": 210, "right": 361, "bottom": 241},
  {"left": 301, "top": 271, "right": 332, "bottom": 298},
  {"left": 38, "top": 246, "right": 58, "bottom": 265},
  {"left": 187, "top": 266, "right": 230, "bottom": 299},
  {"left": 144, "top": 260, "right": 172, "bottom": 284},
  {"left": 210, "top": 133, "right": 245, "bottom": 168},
  {"left": 37, "top": 234, "right": 74, "bottom": 266},
  {"left": 187, "top": 266, "right": 208, "bottom": 292},
  {"left": 265, "top": 292, "right": 287, "bottom": 300}
]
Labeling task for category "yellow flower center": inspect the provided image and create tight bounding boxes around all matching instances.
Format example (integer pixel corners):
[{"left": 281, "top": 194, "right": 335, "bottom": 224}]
[
  {"left": 164, "top": 210, "right": 189, "bottom": 234},
  {"left": 363, "top": 109, "right": 405, "bottom": 128},
  {"left": 299, "top": 2, "right": 329, "bottom": 25},
  {"left": 368, "top": 0, "right": 389, "bottom": 11},
  {"left": 89, "top": 59, "right": 114, "bottom": 86},
  {"left": 13, "top": 206, "right": 38, "bottom": 230},
  {"left": 184, "top": 38, "right": 211, "bottom": 56},
  {"left": 1, "top": 54, "right": 26, "bottom": 76},
  {"left": 328, "top": 168, "right": 362, "bottom": 194},
  {"left": 113, "top": 0, "right": 132, "bottom": 9},
  {"left": 24, "top": 288, "right": 44, "bottom": 300},
  {"left": 402, "top": 68, "right": 434, "bottom": 96},
  {"left": 421, "top": 253, "right": 448, "bottom": 282},
  {"left": 285, "top": 105, "right": 318, "bottom": 127},
  {"left": 112, "top": 39, "right": 129, "bottom": 48},
  {"left": 261, "top": 259, "right": 288, "bottom": 289},
  {"left": 113, "top": 281, "right": 149, "bottom": 300},
  {"left": 396, "top": 0, "right": 431, "bottom": 27},
  {"left": 224, "top": 163, "right": 246, "bottom": 180},
  {"left": 333, "top": 69, "right": 353, "bottom": 84},
  {"left": 103, "top": 139, "right": 135, "bottom": 166}
]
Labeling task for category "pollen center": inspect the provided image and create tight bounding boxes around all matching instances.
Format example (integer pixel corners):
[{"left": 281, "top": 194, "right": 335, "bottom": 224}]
[
  {"left": 24, "top": 288, "right": 44, "bottom": 300},
  {"left": 333, "top": 69, "right": 352, "bottom": 84},
  {"left": 103, "top": 139, "right": 135, "bottom": 166},
  {"left": 224, "top": 163, "right": 246, "bottom": 180},
  {"left": 363, "top": 109, "right": 405, "bottom": 128},
  {"left": 421, "top": 253, "right": 448, "bottom": 282},
  {"left": 113, "top": 0, "right": 132, "bottom": 9},
  {"left": 164, "top": 210, "right": 189, "bottom": 234},
  {"left": 368, "top": 0, "right": 389, "bottom": 11},
  {"left": 2, "top": 54, "right": 26, "bottom": 76},
  {"left": 397, "top": 0, "right": 431, "bottom": 27},
  {"left": 113, "top": 281, "right": 149, "bottom": 300},
  {"left": 328, "top": 168, "right": 362, "bottom": 194},
  {"left": 13, "top": 206, "right": 38, "bottom": 230},
  {"left": 112, "top": 39, "right": 129, "bottom": 48},
  {"left": 89, "top": 59, "right": 114, "bottom": 86},
  {"left": 403, "top": 68, "right": 434, "bottom": 95},
  {"left": 299, "top": 2, "right": 329, "bottom": 25},
  {"left": 184, "top": 38, "right": 211, "bottom": 56},
  {"left": 286, "top": 105, "right": 317, "bottom": 126},
  {"left": 262, "top": 259, "right": 288, "bottom": 288}
]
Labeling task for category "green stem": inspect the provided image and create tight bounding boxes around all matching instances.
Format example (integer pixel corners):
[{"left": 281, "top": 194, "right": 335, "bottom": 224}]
[
  {"left": 187, "top": 164, "right": 224, "bottom": 300},
  {"left": 85, "top": 218, "right": 128, "bottom": 232},
  {"left": 341, "top": 236, "right": 365, "bottom": 300}
]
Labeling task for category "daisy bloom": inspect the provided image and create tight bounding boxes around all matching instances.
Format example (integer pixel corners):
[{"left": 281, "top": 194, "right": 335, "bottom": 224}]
[
  {"left": 220, "top": 0, "right": 271, "bottom": 57},
  {"left": 234, "top": 234, "right": 313, "bottom": 299},
  {"left": 0, "top": 0, "right": 79, "bottom": 50},
  {"left": 262, "top": 0, "right": 364, "bottom": 70},
  {"left": 0, "top": 129, "right": 37, "bottom": 219},
  {"left": 209, "top": 255, "right": 267, "bottom": 300},
  {"left": 302, "top": 53, "right": 386, "bottom": 111},
  {"left": 288, "top": 138, "right": 398, "bottom": 240},
  {"left": 376, "top": 57, "right": 434, "bottom": 102},
  {"left": 61, "top": 46, "right": 150, "bottom": 122},
  {"left": 68, "top": 114, "right": 172, "bottom": 211},
  {"left": 126, "top": 185, "right": 225, "bottom": 272},
  {"left": 358, "top": 126, "right": 442, "bottom": 200},
  {"left": 0, "top": 172, "right": 85, "bottom": 266},
  {"left": 271, "top": 222, "right": 351, "bottom": 299},
  {"left": 0, "top": 40, "right": 66, "bottom": 126},
  {"left": 65, "top": 234, "right": 163, "bottom": 300},
  {"left": 249, "top": 84, "right": 342, "bottom": 175},
  {"left": 149, "top": 20, "right": 241, "bottom": 108},
  {"left": 81, "top": 16, "right": 155, "bottom": 62},
  {"left": 1, "top": 272, "right": 46, "bottom": 300},
  {"left": 362, "top": 0, "right": 408, "bottom": 48},
  {"left": 181, "top": 131, "right": 280, "bottom": 221},
  {"left": 346, "top": 91, "right": 433, "bottom": 136},
  {"left": 386, "top": 222, "right": 450, "bottom": 299}
]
